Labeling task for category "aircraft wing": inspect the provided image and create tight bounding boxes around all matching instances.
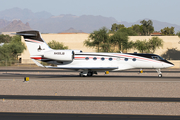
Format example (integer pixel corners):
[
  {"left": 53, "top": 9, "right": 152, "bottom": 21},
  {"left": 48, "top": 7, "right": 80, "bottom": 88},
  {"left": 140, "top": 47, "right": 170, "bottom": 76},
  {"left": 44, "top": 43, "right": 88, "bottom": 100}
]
[
  {"left": 45, "top": 66, "right": 118, "bottom": 70},
  {"left": 32, "top": 59, "right": 118, "bottom": 70},
  {"left": 32, "top": 59, "right": 44, "bottom": 67}
]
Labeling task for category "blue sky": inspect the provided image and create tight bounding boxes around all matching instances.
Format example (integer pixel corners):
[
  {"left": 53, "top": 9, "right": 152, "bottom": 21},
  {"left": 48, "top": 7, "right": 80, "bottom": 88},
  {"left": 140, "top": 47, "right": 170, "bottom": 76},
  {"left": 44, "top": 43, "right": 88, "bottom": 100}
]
[{"left": 0, "top": 0, "right": 180, "bottom": 25}]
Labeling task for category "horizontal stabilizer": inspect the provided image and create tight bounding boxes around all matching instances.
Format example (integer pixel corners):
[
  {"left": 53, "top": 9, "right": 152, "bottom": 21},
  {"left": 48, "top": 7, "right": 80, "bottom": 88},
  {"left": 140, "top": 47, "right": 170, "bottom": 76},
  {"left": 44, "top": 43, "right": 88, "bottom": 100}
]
[{"left": 16, "top": 33, "right": 37, "bottom": 36}]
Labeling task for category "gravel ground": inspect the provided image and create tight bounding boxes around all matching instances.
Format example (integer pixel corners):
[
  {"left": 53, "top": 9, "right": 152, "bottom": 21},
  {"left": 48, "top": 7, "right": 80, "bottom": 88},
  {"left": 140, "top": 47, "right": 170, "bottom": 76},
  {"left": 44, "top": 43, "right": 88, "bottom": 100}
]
[
  {"left": 0, "top": 80, "right": 180, "bottom": 97},
  {"left": 1, "top": 100, "right": 180, "bottom": 115}
]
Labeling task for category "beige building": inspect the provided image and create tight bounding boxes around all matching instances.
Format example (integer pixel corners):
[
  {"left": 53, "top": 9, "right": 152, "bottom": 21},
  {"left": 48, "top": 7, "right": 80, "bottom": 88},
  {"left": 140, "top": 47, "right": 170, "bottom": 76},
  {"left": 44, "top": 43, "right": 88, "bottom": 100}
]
[{"left": 20, "top": 33, "right": 180, "bottom": 68}]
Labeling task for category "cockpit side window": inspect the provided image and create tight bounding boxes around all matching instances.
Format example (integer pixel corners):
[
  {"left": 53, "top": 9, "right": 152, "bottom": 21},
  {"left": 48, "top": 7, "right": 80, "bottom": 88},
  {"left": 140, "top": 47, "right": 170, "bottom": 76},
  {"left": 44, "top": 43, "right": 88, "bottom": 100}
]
[
  {"left": 158, "top": 56, "right": 164, "bottom": 60},
  {"left": 152, "top": 56, "right": 158, "bottom": 60},
  {"left": 152, "top": 56, "right": 164, "bottom": 60}
]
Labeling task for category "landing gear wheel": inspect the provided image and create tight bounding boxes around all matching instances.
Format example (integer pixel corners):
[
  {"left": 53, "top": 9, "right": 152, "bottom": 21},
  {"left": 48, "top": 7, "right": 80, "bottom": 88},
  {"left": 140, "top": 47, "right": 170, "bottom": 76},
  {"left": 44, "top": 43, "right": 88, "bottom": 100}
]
[
  {"left": 87, "top": 72, "right": 93, "bottom": 76},
  {"left": 158, "top": 74, "right": 162, "bottom": 78},
  {"left": 79, "top": 72, "right": 83, "bottom": 77},
  {"left": 156, "top": 69, "right": 162, "bottom": 78}
]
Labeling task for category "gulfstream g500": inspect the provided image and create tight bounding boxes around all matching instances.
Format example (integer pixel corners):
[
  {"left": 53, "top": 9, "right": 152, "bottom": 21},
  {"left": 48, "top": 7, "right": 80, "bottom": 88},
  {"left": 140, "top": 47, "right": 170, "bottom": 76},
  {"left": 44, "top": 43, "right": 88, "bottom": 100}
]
[{"left": 17, "top": 30, "right": 174, "bottom": 77}]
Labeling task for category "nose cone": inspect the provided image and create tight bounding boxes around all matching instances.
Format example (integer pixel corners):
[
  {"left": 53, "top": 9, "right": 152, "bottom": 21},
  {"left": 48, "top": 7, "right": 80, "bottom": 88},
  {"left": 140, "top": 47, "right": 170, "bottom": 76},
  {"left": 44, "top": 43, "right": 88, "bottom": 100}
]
[{"left": 164, "top": 60, "right": 174, "bottom": 68}]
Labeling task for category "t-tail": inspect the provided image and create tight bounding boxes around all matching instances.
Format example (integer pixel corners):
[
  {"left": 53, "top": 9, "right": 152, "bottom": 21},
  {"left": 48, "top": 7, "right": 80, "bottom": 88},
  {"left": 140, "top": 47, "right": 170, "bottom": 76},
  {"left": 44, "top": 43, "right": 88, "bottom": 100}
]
[
  {"left": 17, "top": 30, "right": 75, "bottom": 66},
  {"left": 16, "top": 30, "right": 52, "bottom": 57}
]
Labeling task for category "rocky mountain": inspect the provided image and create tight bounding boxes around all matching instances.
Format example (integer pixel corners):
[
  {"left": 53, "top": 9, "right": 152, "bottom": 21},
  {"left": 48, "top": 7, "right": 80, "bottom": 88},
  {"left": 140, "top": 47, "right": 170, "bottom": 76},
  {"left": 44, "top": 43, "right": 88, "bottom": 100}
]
[
  {"left": 60, "top": 27, "right": 84, "bottom": 33},
  {"left": 0, "top": 7, "right": 52, "bottom": 22},
  {"left": 0, "top": 8, "right": 180, "bottom": 33},
  {"left": 0, "top": 19, "right": 10, "bottom": 29},
  {"left": 30, "top": 14, "right": 117, "bottom": 33},
  {"left": 0, "top": 20, "right": 31, "bottom": 32}
]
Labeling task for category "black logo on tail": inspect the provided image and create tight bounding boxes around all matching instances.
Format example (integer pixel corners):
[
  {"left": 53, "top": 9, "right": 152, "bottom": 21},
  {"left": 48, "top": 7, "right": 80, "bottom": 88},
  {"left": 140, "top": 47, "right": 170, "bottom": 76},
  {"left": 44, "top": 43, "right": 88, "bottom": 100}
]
[{"left": 37, "top": 45, "right": 42, "bottom": 52}]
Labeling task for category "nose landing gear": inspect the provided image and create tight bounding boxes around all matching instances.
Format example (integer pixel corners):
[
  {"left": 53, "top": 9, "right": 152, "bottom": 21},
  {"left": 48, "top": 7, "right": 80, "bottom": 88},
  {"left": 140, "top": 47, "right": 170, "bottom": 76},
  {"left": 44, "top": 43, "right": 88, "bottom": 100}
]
[
  {"left": 158, "top": 74, "right": 162, "bottom": 78},
  {"left": 156, "top": 69, "right": 162, "bottom": 78}
]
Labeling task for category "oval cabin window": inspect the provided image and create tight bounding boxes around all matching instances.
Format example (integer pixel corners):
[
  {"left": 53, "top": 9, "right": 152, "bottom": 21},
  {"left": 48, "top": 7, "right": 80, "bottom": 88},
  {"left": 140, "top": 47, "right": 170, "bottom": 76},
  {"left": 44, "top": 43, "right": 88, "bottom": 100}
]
[
  {"left": 125, "top": 58, "right": 128, "bottom": 61},
  {"left": 132, "top": 58, "right": 136, "bottom": 61},
  {"left": 101, "top": 57, "right": 105, "bottom": 61},
  {"left": 93, "top": 57, "right": 97, "bottom": 60},
  {"left": 85, "top": 57, "right": 89, "bottom": 60},
  {"left": 109, "top": 58, "right": 113, "bottom": 61}
]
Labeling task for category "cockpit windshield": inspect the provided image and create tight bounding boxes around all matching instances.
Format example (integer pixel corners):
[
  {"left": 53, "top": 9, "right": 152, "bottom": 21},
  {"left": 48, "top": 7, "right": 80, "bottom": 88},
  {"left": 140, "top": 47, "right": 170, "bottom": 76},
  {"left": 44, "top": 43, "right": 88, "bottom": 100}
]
[{"left": 151, "top": 56, "right": 164, "bottom": 60}]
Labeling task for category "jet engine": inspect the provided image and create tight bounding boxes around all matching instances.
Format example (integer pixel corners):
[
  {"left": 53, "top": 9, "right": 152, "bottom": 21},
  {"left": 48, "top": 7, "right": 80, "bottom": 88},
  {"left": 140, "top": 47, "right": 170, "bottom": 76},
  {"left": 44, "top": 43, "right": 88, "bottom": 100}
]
[{"left": 44, "top": 50, "right": 74, "bottom": 62}]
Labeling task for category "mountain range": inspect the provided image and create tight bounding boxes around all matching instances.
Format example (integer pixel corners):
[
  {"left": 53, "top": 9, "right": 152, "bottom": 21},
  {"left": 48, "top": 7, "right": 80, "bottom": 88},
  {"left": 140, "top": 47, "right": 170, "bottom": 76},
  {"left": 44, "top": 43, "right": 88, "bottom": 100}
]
[
  {"left": 0, "top": 20, "right": 31, "bottom": 32},
  {"left": 0, "top": 7, "right": 180, "bottom": 33}
]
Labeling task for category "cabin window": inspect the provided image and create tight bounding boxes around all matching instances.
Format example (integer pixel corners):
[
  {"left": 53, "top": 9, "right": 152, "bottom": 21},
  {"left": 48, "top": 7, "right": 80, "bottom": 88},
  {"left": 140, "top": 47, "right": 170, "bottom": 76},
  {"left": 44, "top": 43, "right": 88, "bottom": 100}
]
[
  {"left": 101, "top": 57, "right": 105, "bottom": 61},
  {"left": 85, "top": 57, "right": 89, "bottom": 60},
  {"left": 109, "top": 58, "right": 113, "bottom": 61},
  {"left": 125, "top": 58, "right": 128, "bottom": 61},
  {"left": 132, "top": 58, "right": 136, "bottom": 61},
  {"left": 93, "top": 57, "right": 97, "bottom": 60}
]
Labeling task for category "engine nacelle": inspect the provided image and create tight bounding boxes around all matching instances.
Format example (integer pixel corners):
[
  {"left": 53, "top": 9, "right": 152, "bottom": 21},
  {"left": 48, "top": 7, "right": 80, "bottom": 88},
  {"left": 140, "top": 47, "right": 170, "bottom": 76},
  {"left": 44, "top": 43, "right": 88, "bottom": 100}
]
[
  {"left": 73, "top": 50, "right": 83, "bottom": 53},
  {"left": 44, "top": 50, "right": 74, "bottom": 62}
]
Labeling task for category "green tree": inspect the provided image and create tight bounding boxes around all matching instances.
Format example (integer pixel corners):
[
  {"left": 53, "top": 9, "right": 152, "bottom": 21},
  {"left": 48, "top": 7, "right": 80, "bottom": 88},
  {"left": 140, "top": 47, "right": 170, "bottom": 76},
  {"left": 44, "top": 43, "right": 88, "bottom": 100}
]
[
  {"left": 0, "top": 35, "right": 26, "bottom": 65},
  {"left": 134, "top": 40, "right": 149, "bottom": 53},
  {"left": 11, "top": 35, "right": 21, "bottom": 42},
  {"left": 0, "top": 34, "right": 12, "bottom": 43},
  {"left": 48, "top": 40, "right": 68, "bottom": 50},
  {"left": 148, "top": 37, "right": 163, "bottom": 53},
  {"left": 118, "top": 27, "right": 137, "bottom": 36},
  {"left": 132, "top": 24, "right": 143, "bottom": 35},
  {"left": 109, "top": 29, "right": 134, "bottom": 52},
  {"left": 110, "top": 32, "right": 127, "bottom": 52},
  {"left": 110, "top": 23, "right": 125, "bottom": 32},
  {"left": 176, "top": 31, "right": 180, "bottom": 38},
  {"left": 84, "top": 27, "right": 111, "bottom": 52},
  {"left": 161, "top": 27, "right": 175, "bottom": 36},
  {"left": 140, "top": 20, "right": 154, "bottom": 36},
  {"left": 134, "top": 37, "right": 163, "bottom": 53}
]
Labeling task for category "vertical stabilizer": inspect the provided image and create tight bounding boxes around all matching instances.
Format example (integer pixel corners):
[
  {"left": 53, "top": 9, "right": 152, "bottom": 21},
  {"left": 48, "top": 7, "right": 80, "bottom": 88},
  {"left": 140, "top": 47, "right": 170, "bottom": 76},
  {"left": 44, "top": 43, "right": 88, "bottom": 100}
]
[{"left": 17, "top": 30, "right": 51, "bottom": 56}]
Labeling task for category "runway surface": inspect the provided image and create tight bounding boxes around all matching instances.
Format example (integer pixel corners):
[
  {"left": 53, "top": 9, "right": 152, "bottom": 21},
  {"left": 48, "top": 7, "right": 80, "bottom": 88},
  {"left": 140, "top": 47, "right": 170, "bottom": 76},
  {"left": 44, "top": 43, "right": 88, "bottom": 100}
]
[
  {"left": 1, "top": 112, "right": 180, "bottom": 120},
  {"left": 0, "top": 67, "right": 180, "bottom": 82},
  {"left": 1, "top": 68, "right": 180, "bottom": 118},
  {"left": 0, "top": 73, "right": 180, "bottom": 82}
]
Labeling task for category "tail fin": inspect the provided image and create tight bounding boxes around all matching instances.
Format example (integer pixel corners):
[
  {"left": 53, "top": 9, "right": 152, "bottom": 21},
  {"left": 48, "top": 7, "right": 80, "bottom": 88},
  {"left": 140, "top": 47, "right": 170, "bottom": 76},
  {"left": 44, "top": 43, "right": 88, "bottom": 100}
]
[{"left": 17, "top": 30, "right": 51, "bottom": 56}]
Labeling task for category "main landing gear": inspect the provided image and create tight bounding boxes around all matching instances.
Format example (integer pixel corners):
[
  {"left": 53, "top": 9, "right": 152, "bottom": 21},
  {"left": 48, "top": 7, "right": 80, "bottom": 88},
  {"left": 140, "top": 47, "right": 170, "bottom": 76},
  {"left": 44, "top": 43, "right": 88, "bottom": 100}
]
[
  {"left": 79, "top": 71, "right": 97, "bottom": 77},
  {"left": 156, "top": 69, "right": 162, "bottom": 78}
]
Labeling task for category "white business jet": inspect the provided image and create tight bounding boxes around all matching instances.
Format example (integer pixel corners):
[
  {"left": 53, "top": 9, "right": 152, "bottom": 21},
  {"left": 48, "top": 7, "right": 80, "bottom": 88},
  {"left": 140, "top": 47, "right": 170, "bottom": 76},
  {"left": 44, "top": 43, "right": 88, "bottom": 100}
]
[{"left": 17, "top": 30, "right": 174, "bottom": 77}]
